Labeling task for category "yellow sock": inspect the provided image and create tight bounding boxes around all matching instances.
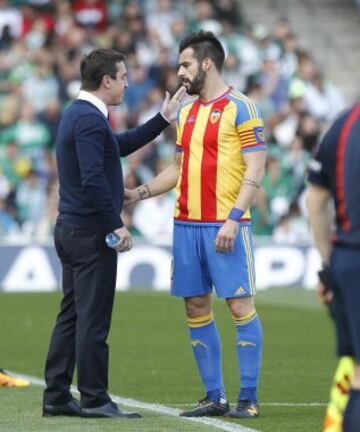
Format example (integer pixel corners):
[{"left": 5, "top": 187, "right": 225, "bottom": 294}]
[{"left": 323, "top": 356, "right": 354, "bottom": 432}]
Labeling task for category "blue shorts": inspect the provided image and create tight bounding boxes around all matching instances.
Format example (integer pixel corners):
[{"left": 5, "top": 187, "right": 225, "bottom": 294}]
[
  {"left": 171, "top": 221, "right": 256, "bottom": 299},
  {"left": 330, "top": 245, "right": 360, "bottom": 361}
]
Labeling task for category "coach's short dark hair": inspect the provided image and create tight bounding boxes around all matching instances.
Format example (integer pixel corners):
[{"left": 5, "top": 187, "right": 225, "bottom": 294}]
[
  {"left": 80, "top": 49, "right": 126, "bottom": 91},
  {"left": 179, "top": 31, "right": 225, "bottom": 71}
]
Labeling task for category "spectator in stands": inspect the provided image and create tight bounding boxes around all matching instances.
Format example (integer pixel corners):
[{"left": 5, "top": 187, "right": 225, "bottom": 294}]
[
  {"left": 0, "top": 1, "right": 348, "bottom": 242},
  {"left": 15, "top": 169, "right": 47, "bottom": 237}
]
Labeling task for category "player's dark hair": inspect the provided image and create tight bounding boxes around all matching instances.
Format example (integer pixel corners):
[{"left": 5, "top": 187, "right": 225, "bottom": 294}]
[
  {"left": 179, "top": 31, "right": 225, "bottom": 72},
  {"left": 80, "top": 49, "right": 126, "bottom": 91}
]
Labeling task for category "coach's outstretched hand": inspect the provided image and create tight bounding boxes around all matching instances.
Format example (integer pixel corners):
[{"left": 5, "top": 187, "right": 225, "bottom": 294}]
[
  {"left": 124, "top": 188, "right": 140, "bottom": 206},
  {"left": 161, "top": 86, "right": 187, "bottom": 123}
]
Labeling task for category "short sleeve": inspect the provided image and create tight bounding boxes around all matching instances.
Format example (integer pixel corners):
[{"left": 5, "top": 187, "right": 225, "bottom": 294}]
[
  {"left": 307, "top": 130, "right": 332, "bottom": 189},
  {"left": 230, "top": 93, "right": 267, "bottom": 153}
]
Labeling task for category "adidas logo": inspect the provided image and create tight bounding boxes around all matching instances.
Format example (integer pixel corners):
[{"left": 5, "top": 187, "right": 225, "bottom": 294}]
[{"left": 235, "top": 287, "right": 245, "bottom": 296}]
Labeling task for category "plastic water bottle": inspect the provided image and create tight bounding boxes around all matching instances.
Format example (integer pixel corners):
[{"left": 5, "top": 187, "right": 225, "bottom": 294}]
[{"left": 105, "top": 232, "right": 121, "bottom": 248}]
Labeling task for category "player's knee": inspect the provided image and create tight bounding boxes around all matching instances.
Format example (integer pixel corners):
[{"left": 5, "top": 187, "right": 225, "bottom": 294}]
[
  {"left": 184, "top": 296, "right": 211, "bottom": 318},
  {"left": 227, "top": 297, "right": 254, "bottom": 318}
]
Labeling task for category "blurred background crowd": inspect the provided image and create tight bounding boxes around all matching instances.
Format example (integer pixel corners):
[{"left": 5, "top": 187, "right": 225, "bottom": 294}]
[{"left": 0, "top": 0, "right": 355, "bottom": 245}]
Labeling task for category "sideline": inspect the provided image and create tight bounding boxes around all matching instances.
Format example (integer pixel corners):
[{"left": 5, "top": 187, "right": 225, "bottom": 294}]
[{"left": 11, "top": 372, "right": 259, "bottom": 432}]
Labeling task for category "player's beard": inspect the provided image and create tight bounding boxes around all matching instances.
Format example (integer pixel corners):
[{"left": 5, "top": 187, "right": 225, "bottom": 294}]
[{"left": 182, "top": 67, "right": 206, "bottom": 95}]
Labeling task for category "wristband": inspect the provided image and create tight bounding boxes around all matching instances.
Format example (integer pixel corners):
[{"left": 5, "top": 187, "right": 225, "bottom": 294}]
[
  {"left": 318, "top": 265, "right": 332, "bottom": 292},
  {"left": 228, "top": 207, "right": 244, "bottom": 222}
]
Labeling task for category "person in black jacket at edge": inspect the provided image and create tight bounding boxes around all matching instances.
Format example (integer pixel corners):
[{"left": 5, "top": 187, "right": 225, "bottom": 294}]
[{"left": 42, "top": 48, "right": 186, "bottom": 419}]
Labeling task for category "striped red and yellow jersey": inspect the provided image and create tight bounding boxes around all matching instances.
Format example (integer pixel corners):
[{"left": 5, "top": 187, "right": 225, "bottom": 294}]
[{"left": 174, "top": 87, "right": 266, "bottom": 223}]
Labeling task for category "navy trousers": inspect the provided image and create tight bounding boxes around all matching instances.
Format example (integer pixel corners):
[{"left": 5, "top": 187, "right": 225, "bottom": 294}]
[
  {"left": 331, "top": 245, "right": 360, "bottom": 361},
  {"left": 43, "top": 223, "right": 117, "bottom": 408}
]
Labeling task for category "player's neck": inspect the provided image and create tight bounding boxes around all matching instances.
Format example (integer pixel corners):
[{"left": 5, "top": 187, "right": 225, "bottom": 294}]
[{"left": 199, "top": 80, "right": 229, "bottom": 103}]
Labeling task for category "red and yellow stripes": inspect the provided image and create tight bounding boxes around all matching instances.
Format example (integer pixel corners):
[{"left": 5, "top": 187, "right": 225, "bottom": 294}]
[
  {"left": 178, "top": 100, "right": 201, "bottom": 219},
  {"left": 201, "top": 98, "right": 230, "bottom": 220},
  {"left": 175, "top": 92, "right": 264, "bottom": 223}
]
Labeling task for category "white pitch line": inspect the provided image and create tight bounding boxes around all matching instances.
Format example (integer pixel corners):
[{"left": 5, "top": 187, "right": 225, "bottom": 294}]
[
  {"left": 11, "top": 372, "right": 258, "bottom": 432},
  {"left": 168, "top": 402, "right": 327, "bottom": 407}
]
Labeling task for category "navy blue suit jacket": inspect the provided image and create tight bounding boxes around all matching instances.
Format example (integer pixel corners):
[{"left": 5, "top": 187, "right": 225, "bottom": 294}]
[{"left": 56, "top": 99, "right": 169, "bottom": 231}]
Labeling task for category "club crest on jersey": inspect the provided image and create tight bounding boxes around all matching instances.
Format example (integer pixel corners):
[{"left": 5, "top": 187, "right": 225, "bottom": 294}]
[
  {"left": 254, "top": 126, "right": 265, "bottom": 143},
  {"left": 210, "top": 109, "right": 221, "bottom": 124}
]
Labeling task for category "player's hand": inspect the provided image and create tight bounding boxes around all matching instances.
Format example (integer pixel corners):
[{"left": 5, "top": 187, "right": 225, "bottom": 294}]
[
  {"left": 215, "top": 220, "right": 239, "bottom": 253},
  {"left": 160, "top": 86, "right": 187, "bottom": 123},
  {"left": 124, "top": 188, "right": 140, "bottom": 206},
  {"left": 114, "top": 226, "right": 133, "bottom": 253},
  {"left": 317, "top": 282, "right": 333, "bottom": 305}
]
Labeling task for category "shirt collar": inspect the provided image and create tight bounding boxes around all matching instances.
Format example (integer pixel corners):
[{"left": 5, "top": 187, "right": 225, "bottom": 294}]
[{"left": 77, "top": 90, "right": 108, "bottom": 118}]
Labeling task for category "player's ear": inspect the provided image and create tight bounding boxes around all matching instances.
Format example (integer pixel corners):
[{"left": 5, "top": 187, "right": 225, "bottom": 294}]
[{"left": 202, "top": 57, "right": 212, "bottom": 71}]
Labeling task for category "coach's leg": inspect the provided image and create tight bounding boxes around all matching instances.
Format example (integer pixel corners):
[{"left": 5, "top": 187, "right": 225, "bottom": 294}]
[
  {"left": 184, "top": 295, "right": 227, "bottom": 404},
  {"left": 74, "top": 236, "right": 117, "bottom": 408},
  {"left": 44, "top": 227, "right": 77, "bottom": 405},
  {"left": 227, "top": 296, "right": 262, "bottom": 413}
]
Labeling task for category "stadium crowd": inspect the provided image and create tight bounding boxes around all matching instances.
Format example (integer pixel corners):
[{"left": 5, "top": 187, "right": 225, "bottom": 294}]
[{"left": 0, "top": 0, "right": 346, "bottom": 244}]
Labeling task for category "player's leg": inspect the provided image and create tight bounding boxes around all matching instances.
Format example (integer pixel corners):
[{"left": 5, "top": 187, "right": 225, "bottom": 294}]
[
  {"left": 171, "top": 223, "right": 228, "bottom": 417},
  {"left": 226, "top": 296, "right": 262, "bottom": 418},
  {"left": 335, "top": 247, "right": 360, "bottom": 432},
  {"left": 180, "top": 294, "right": 229, "bottom": 417},
  {"left": 324, "top": 356, "right": 354, "bottom": 432},
  {"left": 343, "top": 364, "right": 360, "bottom": 432},
  {"left": 323, "top": 282, "right": 354, "bottom": 432},
  {"left": 204, "top": 224, "right": 262, "bottom": 418}
]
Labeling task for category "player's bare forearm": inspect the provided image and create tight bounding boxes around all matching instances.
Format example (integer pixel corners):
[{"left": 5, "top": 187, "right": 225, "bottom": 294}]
[
  {"left": 215, "top": 150, "right": 266, "bottom": 253},
  {"left": 124, "top": 152, "right": 181, "bottom": 205},
  {"left": 138, "top": 163, "right": 179, "bottom": 198},
  {"left": 305, "top": 184, "right": 333, "bottom": 265},
  {"left": 233, "top": 150, "right": 266, "bottom": 212}
]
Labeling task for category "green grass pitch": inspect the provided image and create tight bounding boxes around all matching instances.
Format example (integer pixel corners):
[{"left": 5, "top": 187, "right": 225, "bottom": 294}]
[{"left": 0, "top": 288, "right": 336, "bottom": 431}]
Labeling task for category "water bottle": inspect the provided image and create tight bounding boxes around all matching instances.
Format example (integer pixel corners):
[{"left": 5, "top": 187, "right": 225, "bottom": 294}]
[{"left": 105, "top": 232, "right": 121, "bottom": 248}]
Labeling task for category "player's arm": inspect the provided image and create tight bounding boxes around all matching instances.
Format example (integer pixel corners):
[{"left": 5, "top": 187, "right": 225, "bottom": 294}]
[
  {"left": 124, "top": 151, "right": 182, "bottom": 205},
  {"left": 306, "top": 184, "right": 334, "bottom": 304},
  {"left": 215, "top": 150, "right": 266, "bottom": 253},
  {"left": 233, "top": 150, "right": 267, "bottom": 214},
  {"left": 306, "top": 184, "right": 333, "bottom": 265},
  {"left": 305, "top": 120, "right": 338, "bottom": 304}
]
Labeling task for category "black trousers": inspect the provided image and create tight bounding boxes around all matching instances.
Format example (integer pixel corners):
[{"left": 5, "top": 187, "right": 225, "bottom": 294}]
[{"left": 43, "top": 223, "right": 117, "bottom": 408}]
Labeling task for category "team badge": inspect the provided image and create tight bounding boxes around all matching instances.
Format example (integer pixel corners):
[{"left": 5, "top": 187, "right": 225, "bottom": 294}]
[
  {"left": 210, "top": 109, "right": 221, "bottom": 124},
  {"left": 254, "top": 126, "right": 265, "bottom": 143}
]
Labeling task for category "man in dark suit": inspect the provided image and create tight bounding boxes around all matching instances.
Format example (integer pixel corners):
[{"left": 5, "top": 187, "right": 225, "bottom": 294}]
[{"left": 42, "top": 48, "right": 185, "bottom": 419}]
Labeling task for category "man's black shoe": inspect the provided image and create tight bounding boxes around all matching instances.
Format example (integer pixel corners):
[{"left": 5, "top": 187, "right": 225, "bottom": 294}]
[
  {"left": 180, "top": 397, "right": 230, "bottom": 417},
  {"left": 43, "top": 397, "right": 81, "bottom": 417},
  {"left": 81, "top": 401, "right": 141, "bottom": 419}
]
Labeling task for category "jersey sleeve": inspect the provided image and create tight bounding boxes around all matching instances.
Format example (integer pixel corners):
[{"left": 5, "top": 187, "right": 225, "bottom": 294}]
[
  {"left": 234, "top": 96, "right": 267, "bottom": 153},
  {"left": 307, "top": 129, "right": 333, "bottom": 189}
]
